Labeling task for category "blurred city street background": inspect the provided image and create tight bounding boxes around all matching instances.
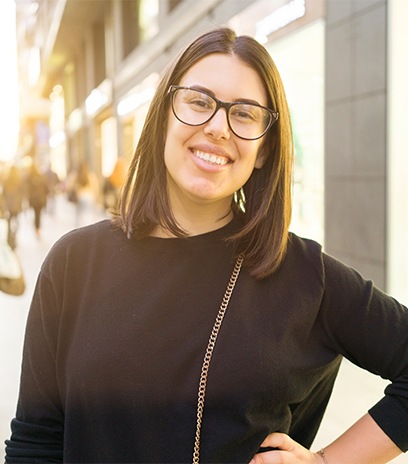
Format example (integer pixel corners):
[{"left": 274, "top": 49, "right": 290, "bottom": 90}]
[{"left": 0, "top": 194, "right": 407, "bottom": 462}]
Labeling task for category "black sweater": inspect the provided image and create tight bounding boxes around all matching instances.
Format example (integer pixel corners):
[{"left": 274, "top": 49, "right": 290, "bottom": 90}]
[{"left": 5, "top": 219, "right": 408, "bottom": 463}]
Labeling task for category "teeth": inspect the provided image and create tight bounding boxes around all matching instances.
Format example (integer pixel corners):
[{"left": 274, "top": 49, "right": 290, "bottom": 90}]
[{"left": 195, "top": 150, "right": 228, "bottom": 166}]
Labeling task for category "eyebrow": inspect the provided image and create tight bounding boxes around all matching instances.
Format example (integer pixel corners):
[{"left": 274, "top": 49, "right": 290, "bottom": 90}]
[{"left": 188, "top": 84, "right": 263, "bottom": 106}]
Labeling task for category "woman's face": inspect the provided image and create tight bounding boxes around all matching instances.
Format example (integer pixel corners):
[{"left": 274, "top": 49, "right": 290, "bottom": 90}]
[{"left": 164, "top": 53, "right": 268, "bottom": 214}]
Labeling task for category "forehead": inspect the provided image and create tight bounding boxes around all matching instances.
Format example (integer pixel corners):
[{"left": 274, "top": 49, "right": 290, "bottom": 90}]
[{"left": 179, "top": 53, "right": 268, "bottom": 104}]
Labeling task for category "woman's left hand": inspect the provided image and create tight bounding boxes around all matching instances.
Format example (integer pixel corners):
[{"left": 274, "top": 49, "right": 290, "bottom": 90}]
[{"left": 249, "top": 433, "right": 318, "bottom": 464}]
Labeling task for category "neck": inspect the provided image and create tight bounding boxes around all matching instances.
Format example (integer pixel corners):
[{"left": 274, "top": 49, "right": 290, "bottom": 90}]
[{"left": 151, "top": 198, "right": 234, "bottom": 238}]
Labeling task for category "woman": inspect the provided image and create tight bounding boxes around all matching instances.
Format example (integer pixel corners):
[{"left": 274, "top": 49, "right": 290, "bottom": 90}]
[
  {"left": 2, "top": 165, "right": 24, "bottom": 247},
  {"left": 5, "top": 28, "right": 407, "bottom": 463},
  {"left": 66, "top": 162, "right": 100, "bottom": 226}
]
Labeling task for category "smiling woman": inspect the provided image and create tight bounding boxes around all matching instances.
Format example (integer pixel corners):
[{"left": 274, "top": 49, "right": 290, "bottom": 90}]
[
  {"left": 0, "top": 0, "right": 19, "bottom": 162},
  {"left": 4, "top": 26, "right": 408, "bottom": 464}
]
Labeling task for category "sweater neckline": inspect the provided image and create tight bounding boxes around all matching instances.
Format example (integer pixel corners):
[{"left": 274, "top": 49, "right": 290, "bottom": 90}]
[{"left": 128, "top": 218, "right": 240, "bottom": 253}]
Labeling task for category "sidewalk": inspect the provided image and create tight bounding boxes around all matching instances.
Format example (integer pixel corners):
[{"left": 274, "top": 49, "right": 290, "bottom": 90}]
[{"left": 0, "top": 197, "right": 406, "bottom": 462}]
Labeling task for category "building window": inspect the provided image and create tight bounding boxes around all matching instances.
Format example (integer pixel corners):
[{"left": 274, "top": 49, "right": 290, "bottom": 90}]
[
  {"left": 168, "top": 0, "right": 182, "bottom": 12},
  {"left": 93, "top": 21, "right": 106, "bottom": 86},
  {"left": 139, "top": 0, "right": 158, "bottom": 42},
  {"left": 122, "top": 0, "right": 140, "bottom": 58},
  {"left": 121, "top": 0, "right": 159, "bottom": 59}
]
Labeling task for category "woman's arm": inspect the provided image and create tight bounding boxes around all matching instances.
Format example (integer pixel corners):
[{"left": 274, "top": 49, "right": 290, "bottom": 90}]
[
  {"left": 319, "top": 413, "right": 402, "bottom": 464},
  {"left": 250, "top": 414, "right": 402, "bottom": 463},
  {"left": 5, "top": 268, "right": 64, "bottom": 462},
  {"left": 250, "top": 248, "right": 408, "bottom": 464}
]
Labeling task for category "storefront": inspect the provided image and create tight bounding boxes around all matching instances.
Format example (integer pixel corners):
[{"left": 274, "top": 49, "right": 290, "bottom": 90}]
[
  {"left": 387, "top": 0, "right": 408, "bottom": 303},
  {"left": 116, "top": 72, "right": 159, "bottom": 160}
]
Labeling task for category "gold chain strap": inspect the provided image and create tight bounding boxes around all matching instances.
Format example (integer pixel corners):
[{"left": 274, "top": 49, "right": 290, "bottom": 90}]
[{"left": 192, "top": 255, "right": 244, "bottom": 464}]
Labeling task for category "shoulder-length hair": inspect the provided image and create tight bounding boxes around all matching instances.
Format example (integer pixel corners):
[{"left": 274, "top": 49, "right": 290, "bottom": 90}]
[{"left": 116, "top": 27, "right": 293, "bottom": 279}]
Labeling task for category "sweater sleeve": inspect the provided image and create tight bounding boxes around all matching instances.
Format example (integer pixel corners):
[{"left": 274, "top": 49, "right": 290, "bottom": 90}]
[
  {"left": 5, "top": 268, "right": 64, "bottom": 463},
  {"left": 320, "top": 253, "right": 408, "bottom": 452}
]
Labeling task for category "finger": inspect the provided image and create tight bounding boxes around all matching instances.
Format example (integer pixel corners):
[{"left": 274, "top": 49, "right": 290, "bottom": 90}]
[
  {"left": 249, "top": 449, "right": 283, "bottom": 464},
  {"left": 259, "top": 432, "right": 295, "bottom": 452}
]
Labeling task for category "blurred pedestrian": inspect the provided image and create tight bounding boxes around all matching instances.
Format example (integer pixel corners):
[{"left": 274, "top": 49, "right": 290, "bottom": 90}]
[
  {"left": 67, "top": 162, "right": 100, "bottom": 226},
  {"left": 0, "top": 217, "right": 25, "bottom": 296},
  {"left": 44, "top": 165, "right": 61, "bottom": 215},
  {"left": 0, "top": 185, "right": 8, "bottom": 221},
  {"left": 2, "top": 165, "right": 24, "bottom": 248},
  {"left": 26, "top": 163, "right": 49, "bottom": 237},
  {"left": 103, "top": 157, "right": 127, "bottom": 212}
]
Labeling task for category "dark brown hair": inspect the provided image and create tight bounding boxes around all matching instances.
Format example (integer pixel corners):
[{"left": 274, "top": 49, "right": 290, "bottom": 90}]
[{"left": 116, "top": 27, "right": 293, "bottom": 279}]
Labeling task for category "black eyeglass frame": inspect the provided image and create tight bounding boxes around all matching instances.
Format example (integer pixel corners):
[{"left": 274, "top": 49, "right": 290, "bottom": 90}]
[{"left": 167, "top": 85, "right": 279, "bottom": 141}]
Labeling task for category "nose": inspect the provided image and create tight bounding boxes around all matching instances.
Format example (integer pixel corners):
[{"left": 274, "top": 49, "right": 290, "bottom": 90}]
[{"left": 203, "top": 107, "right": 231, "bottom": 140}]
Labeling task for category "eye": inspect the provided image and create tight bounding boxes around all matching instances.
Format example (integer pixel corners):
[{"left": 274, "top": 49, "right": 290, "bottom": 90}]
[
  {"left": 230, "top": 104, "right": 260, "bottom": 122},
  {"left": 182, "top": 90, "right": 215, "bottom": 111}
]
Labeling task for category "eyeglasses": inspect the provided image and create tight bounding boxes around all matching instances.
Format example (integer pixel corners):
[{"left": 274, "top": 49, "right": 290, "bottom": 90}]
[{"left": 167, "top": 85, "right": 279, "bottom": 140}]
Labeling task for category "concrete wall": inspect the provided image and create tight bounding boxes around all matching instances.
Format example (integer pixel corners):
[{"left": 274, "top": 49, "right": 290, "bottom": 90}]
[{"left": 324, "top": 0, "right": 387, "bottom": 289}]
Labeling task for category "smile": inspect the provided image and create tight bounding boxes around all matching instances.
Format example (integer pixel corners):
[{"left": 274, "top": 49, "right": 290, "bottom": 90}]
[{"left": 193, "top": 150, "right": 229, "bottom": 166}]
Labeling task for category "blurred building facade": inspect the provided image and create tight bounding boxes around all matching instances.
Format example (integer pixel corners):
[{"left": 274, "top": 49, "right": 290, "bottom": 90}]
[{"left": 14, "top": 0, "right": 408, "bottom": 302}]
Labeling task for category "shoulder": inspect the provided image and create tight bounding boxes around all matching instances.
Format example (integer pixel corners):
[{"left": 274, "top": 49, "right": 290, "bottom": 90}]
[
  {"left": 262, "top": 232, "right": 326, "bottom": 298},
  {"left": 283, "top": 232, "right": 324, "bottom": 278},
  {"left": 53, "top": 218, "right": 115, "bottom": 243},
  {"left": 286, "top": 233, "right": 378, "bottom": 305},
  {"left": 41, "top": 219, "right": 124, "bottom": 276},
  {"left": 285, "top": 232, "right": 367, "bottom": 286},
  {"left": 287, "top": 232, "right": 322, "bottom": 258}
]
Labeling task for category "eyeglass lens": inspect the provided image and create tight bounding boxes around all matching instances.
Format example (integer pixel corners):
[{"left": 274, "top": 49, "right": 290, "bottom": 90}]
[{"left": 172, "top": 88, "right": 273, "bottom": 140}]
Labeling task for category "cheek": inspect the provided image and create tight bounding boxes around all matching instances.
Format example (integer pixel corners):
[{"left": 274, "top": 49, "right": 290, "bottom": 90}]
[
  {"left": 164, "top": 118, "right": 199, "bottom": 160},
  {"left": 163, "top": 123, "right": 190, "bottom": 173},
  {"left": 165, "top": 116, "right": 189, "bottom": 144},
  {"left": 238, "top": 141, "right": 264, "bottom": 168}
]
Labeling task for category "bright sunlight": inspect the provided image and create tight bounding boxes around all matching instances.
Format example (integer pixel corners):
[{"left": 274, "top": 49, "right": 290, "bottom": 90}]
[{"left": 0, "top": 0, "right": 19, "bottom": 162}]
